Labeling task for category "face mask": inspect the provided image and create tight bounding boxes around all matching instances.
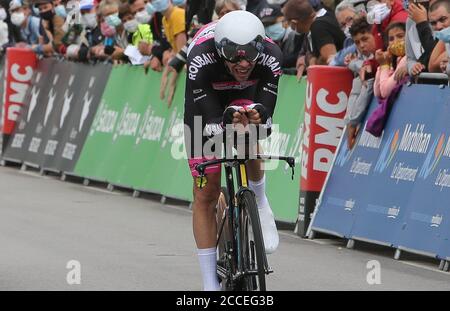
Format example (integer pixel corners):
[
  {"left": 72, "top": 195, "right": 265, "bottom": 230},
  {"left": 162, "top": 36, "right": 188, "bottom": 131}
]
[
  {"left": 82, "top": 13, "right": 98, "bottom": 29},
  {"left": 389, "top": 39, "right": 406, "bottom": 57},
  {"left": 146, "top": 3, "right": 156, "bottom": 15},
  {"left": 136, "top": 10, "right": 152, "bottom": 24},
  {"left": 11, "top": 12, "right": 26, "bottom": 26},
  {"left": 265, "top": 22, "right": 286, "bottom": 42},
  {"left": 40, "top": 10, "right": 55, "bottom": 21},
  {"left": 105, "top": 13, "right": 121, "bottom": 27},
  {"left": 55, "top": 4, "right": 67, "bottom": 18},
  {"left": 0, "top": 8, "right": 7, "bottom": 21},
  {"left": 32, "top": 6, "right": 40, "bottom": 16},
  {"left": 434, "top": 26, "right": 450, "bottom": 43},
  {"left": 172, "top": 0, "right": 186, "bottom": 6},
  {"left": 152, "top": 0, "right": 170, "bottom": 12},
  {"left": 124, "top": 19, "right": 139, "bottom": 33},
  {"left": 101, "top": 21, "right": 116, "bottom": 37}
]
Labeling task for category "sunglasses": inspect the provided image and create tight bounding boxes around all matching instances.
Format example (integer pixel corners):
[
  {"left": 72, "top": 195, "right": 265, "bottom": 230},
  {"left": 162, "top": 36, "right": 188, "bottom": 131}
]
[{"left": 217, "top": 37, "right": 264, "bottom": 64}]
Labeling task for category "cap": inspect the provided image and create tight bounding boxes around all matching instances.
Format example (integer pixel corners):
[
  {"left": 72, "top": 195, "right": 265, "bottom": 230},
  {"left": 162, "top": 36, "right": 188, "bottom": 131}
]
[
  {"left": 80, "top": 0, "right": 94, "bottom": 10},
  {"left": 258, "top": 5, "right": 283, "bottom": 26},
  {"left": 9, "top": 0, "right": 23, "bottom": 12}
]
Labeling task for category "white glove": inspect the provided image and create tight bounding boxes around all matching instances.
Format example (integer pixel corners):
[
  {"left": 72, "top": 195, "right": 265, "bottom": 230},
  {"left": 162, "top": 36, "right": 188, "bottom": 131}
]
[{"left": 367, "top": 3, "right": 391, "bottom": 24}]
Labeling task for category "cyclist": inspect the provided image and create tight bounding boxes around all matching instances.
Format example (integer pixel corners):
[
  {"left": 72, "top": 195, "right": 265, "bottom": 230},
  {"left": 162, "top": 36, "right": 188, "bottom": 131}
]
[{"left": 184, "top": 10, "right": 283, "bottom": 291}]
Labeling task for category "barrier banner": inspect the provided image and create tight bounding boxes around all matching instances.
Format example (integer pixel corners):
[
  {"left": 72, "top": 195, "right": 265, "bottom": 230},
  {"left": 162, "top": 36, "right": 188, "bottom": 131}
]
[
  {"left": 297, "top": 66, "right": 352, "bottom": 237},
  {"left": 310, "top": 83, "right": 450, "bottom": 259},
  {"left": 45, "top": 62, "right": 111, "bottom": 173},
  {"left": 1, "top": 48, "right": 37, "bottom": 150},
  {"left": 2, "top": 59, "right": 55, "bottom": 163},
  {"left": 3, "top": 59, "right": 111, "bottom": 172}
]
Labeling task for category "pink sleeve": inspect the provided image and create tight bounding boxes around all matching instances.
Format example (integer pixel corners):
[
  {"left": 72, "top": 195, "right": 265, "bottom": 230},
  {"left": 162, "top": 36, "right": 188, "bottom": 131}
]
[{"left": 377, "top": 56, "right": 407, "bottom": 99}]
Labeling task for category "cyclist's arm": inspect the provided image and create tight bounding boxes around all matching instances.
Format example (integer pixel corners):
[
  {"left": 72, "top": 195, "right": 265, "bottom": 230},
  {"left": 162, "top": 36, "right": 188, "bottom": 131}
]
[
  {"left": 185, "top": 69, "right": 224, "bottom": 138},
  {"left": 253, "top": 44, "right": 283, "bottom": 136}
]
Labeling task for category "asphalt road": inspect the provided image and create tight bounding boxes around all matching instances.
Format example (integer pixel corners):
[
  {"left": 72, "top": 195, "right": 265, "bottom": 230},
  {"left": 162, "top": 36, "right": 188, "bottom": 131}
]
[{"left": 1, "top": 165, "right": 449, "bottom": 291}]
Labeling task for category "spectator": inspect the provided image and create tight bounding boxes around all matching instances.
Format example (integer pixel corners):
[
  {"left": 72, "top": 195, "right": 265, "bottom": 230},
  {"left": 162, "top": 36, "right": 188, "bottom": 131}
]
[
  {"left": 129, "top": 0, "right": 171, "bottom": 71},
  {"left": 260, "top": 4, "right": 304, "bottom": 69},
  {"left": 9, "top": 0, "right": 41, "bottom": 47},
  {"left": 34, "top": 0, "right": 67, "bottom": 56},
  {"left": 97, "top": 0, "right": 126, "bottom": 60},
  {"left": 344, "top": 17, "right": 377, "bottom": 149},
  {"left": 72, "top": 0, "right": 104, "bottom": 61},
  {"left": 152, "top": 0, "right": 186, "bottom": 54},
  {"left": 374, "top": 22, "right": 408, "bottom": 99},
  {"left": 0, "top": 3, "right": 8, "bottom": 51},
  {"left": 54, "top": 0, "right": 67, "bottom": 18},
  {"left": 367, "top": 0, "right": 407, "bottom": 50},
  {"left": 215, "top": 0, "right": 241, "bottom": 19},
  {"left": 330, "top": 1, "right": 359, "bottom": 66},
  {"left": 283, "top": 0, "right": 346, "bottom": 66},
  {"left": 428, "top": 0, "right": 450, "bottom": 73},
  {"left": 118, "top": 2, "right": 151, "bottom": 48},
  {"left": 405, "top": 0, "right": 436, "bottom": 77}
]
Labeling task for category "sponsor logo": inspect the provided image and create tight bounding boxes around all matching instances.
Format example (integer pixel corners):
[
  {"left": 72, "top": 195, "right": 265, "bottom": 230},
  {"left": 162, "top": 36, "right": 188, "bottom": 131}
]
[
  {"left": 60, "top": 75, "right": 75, "bottom": 128},
  {"left": 398, "top": 124, "right": 431, "bottom": 154},
  {"left": 212, "top": 80, "right": 257, "bottom": 91},
  {"left": 27, "top": 73, "right": 42, "bottom": 122},
  {"left": 350, "top": 157, "right": 372, "bottom": 176},
  {"left": 435, "top": 169, "right": 450, "bottom": 191},
  {"left": 344, "top": 199, "right": 355, "bottom": 211},
  {"left": 188, "top": 53, "right": 217, "bottom": 80},
  {"left": 374, "top": 130, "right": 400, "bottom": 173},
  {"left": 387, "top": 206, "right": 400, "bottom": 219},
  {"left": 258, "top": 53, "right": 282, "bottom": 77},
  {"left": 419, "top": 134, "right": 445, "bottom": 179},
  {"left": 44, "top": 75, "right": 59, "bottom": 126},
  {"left": 431, "top": 214, "right": 443, "bottom": 228},
  {"left": 79, "top": 77, "right": 95, "bottom": 132},
  {"left": 44, "top": 140, "right": 58, "bottom": 156},
  {"left": 136, "top": 106, "right": 165, "bottom": 144},
  {"left": 390, "top": 162, "right": 418, "bottom": 183}
]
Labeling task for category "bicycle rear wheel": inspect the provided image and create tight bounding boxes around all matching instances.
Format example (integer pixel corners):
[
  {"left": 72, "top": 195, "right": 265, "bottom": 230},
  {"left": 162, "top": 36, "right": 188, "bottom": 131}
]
[{"left": 238, "top": 190, "right": 267, "bottom": 291}]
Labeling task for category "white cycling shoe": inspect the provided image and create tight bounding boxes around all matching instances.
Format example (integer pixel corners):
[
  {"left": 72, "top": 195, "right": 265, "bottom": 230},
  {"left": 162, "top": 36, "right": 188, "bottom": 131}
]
[{"left": 257, "top": 205, "right": 279, "bottom": 254}]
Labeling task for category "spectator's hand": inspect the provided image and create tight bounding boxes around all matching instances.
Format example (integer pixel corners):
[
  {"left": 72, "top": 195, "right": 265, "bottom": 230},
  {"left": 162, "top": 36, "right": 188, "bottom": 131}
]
[
  {"left": 359, "top": 64, "right": 372, "bottom": 84},
  {"left": 408, "top": 3, "right": 427, "bottom": 24},
  {"left": 296, "top": 55, "right": 306, "bottom": 82},
  {"left": 375, "top": 49, "right": 391, "bottom": 66},
  {"left": 394, "top": 64, "right": 408, "bottom": 81},
  {"left": 327, "top": 54, "right": 336, "bottom": 65},
  {"left": 411, "top": 62, "right": 425, "bottom": 76},
  {"left": 347, "top": 125, "right": 358, "bottom": 150},
  {"left": 344, "top": 53, "right": 356, "bottom": 66},
  {"left": 138, "top": 41, "right": 152, "bottom": 56},
  {"left": 440, "top": 58, "right": 449, "bottom": 73}
]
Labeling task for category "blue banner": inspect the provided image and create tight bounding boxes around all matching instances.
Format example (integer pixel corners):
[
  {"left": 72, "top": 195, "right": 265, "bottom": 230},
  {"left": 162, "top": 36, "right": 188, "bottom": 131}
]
[{"left": 311, "top": 83, "right": 450, "bottom": 260}]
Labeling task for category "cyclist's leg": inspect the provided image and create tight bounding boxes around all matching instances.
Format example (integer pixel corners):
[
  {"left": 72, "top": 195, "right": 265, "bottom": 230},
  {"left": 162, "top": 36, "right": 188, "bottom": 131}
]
[
  {"left": 189, "top": 159, "right": 221, "bottom": 291},
  {"left": 246, "top": 144, "right": 279, "bottom": 254}
]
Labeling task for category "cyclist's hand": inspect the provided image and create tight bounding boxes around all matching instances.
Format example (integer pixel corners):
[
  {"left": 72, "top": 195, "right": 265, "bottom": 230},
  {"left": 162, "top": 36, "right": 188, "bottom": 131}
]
[
  {"left": 246, "top": 109, "right": 261, "bottom": 125},
  {"left": 232, "top": 108, "right": 249, "bottom": 127}
]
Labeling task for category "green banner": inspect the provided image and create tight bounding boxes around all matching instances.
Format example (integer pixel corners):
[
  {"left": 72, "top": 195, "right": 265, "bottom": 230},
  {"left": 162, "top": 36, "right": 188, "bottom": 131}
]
[{"left": 74, "top": 65, "right": 306, "bottom": 222}]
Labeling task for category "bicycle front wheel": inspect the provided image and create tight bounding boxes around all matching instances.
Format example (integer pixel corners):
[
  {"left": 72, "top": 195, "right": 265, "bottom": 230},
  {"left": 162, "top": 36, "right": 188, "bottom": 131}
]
[{"left": 238, "top": 190, "right": 267, "bottom": 291}]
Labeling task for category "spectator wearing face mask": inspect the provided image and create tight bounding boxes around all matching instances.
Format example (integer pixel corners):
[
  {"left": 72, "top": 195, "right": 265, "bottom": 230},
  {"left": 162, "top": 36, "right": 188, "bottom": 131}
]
[
  {"left": 34, "top": 0, "right": 67, "bottom": 56},
  {"left": 9, "top": 0, "right": 41, "bottom": 47},
  {"left": 0, "top": 4, "right": 8, "bottom": 51},
  {"left": 405, "top": 0, "right": 437, "bottom": 77},
  {"left": 53, "top": 0, "right": 67, "bottom": 18},
  {"left": 330, "top": 1, "right": 359, "bottom": 66},
  {"left": 367, "top": 0, "right": 407, "bottom": 50},
  {"left": 428, "top": 0, "right": 450, "bottom": 73},
  {"left": 260, "top": 4, "right": 304, "bottom": 69},
  {"left": 129, "top": 0, "right": 171, "bottom": 71},
  {"left": 152, "top": 0, "right": 186, "bottom": 55},
  {"left": 119, "top": 2, "right": 151, "bottom": 48},
  {"left": 67, "top": 0, "right": 105, "bottom": 61}
]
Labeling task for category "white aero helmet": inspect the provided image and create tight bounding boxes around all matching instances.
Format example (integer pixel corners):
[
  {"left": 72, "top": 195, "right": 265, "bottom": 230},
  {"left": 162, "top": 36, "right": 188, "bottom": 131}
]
[{"left": 214, "top": 10, "right": 266, "bottom": 63}]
